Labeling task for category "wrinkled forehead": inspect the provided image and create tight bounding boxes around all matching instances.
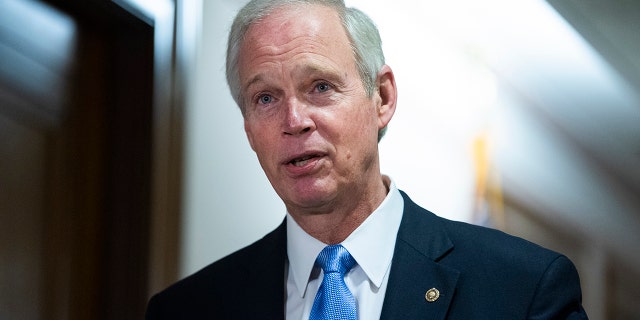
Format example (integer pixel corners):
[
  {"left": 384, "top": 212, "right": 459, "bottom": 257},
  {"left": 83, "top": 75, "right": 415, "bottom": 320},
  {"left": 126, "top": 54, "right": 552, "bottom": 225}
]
[
  {"left": 243, "top": 3, "right": 346, "bottom": 48},
  {"left": 238, "top": 3, "right": 354, "bottom": 79}
]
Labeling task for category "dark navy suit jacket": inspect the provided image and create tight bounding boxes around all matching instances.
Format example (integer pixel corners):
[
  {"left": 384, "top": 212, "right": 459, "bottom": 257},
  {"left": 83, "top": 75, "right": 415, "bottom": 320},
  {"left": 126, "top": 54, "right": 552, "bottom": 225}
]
[{"left": 146, "top": 191, "right": 588, "bottom": 319}]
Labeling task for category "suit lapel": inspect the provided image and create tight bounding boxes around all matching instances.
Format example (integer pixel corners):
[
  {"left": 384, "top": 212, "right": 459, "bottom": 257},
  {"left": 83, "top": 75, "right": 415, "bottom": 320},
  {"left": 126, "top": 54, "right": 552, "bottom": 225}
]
[
  {"left": 243, "top": 219, "right": 287, "bottom": 319},
  {"left": 380, "top": 191, "right": 460, "bottom": 320}
]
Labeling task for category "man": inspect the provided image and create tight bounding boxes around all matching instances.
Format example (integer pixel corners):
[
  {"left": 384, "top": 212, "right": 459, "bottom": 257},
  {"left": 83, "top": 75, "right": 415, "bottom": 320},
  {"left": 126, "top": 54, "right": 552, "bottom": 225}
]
[{"left": 146, "top": 0, "right": 588, "bottom": 319}]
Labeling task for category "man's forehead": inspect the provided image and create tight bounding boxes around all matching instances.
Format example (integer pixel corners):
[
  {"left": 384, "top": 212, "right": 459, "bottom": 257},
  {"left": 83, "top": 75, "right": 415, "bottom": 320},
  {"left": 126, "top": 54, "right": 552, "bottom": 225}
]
[
  {"left": 238, "top": 4, "right": 352, "bottom": 81},
  {"left": 244, "top": 3, "right": 343, "bottom": 45}
]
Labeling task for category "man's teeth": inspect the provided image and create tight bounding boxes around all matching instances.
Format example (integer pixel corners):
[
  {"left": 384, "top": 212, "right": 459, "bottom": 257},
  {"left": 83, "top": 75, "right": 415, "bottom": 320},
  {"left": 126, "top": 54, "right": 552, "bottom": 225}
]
[
  {"left": 293, "top": 159, "right": 309, "bottom": 167},
  {"left": 292, "top": 156, "right": 314, "bottom": 167}
]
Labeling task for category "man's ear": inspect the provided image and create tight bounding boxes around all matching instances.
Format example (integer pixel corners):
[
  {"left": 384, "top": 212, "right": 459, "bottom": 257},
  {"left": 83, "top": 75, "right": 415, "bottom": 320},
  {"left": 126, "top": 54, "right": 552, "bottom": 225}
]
[
  {"left": 376, "top": 65, "right": 397, "bottom": 130},
  {"left": 244, "top": 119, "right": 256, "bottom": 151}
]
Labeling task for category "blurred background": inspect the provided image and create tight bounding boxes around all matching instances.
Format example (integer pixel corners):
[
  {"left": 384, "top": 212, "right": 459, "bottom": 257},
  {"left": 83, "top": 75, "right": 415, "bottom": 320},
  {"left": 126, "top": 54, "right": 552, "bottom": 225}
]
[{"left": 0, "top": 0, "right": 638, "bottom": 319}]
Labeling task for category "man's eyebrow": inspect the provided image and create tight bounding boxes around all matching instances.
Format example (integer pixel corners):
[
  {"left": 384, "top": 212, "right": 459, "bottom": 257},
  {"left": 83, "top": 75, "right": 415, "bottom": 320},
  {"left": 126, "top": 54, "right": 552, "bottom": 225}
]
[
  {"left": 297, "top": 64, "right": 339, "bottom": 77},
  {"left": 242, "top": 64, "right": 344, "bottom": 92},
  {"left": 295, "top": 64, "right": 344, "bottom": 86},
  {"left": 244, "top": 74, "right": 266, "bottom": 92}
]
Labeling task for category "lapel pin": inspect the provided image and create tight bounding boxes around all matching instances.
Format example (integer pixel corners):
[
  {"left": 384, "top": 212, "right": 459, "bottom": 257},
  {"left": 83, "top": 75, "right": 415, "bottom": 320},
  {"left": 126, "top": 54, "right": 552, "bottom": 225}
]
[{"left": 425, "top": 288, "right": 440, "bottom": 302}]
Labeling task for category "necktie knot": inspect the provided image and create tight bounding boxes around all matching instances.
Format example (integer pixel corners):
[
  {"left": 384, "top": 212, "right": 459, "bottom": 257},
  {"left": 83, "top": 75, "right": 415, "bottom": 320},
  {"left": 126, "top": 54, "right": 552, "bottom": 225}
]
[
  {"left": 310, "top": 245, "right": 358, "bottom": 320},
  {"left": 316, "top": 245, "right": 356, "bottom": 275}
]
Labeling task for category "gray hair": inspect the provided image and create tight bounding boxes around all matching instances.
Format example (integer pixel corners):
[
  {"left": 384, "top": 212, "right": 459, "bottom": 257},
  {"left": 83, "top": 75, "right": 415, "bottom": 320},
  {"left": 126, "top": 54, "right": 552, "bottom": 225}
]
[{"left": 225, "top": 0, "right": 386, "bottom": 115}]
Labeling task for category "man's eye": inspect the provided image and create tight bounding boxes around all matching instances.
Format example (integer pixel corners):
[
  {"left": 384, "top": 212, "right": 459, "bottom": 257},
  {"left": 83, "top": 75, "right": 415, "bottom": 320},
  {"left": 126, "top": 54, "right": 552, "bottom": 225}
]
[
  {"left": 315, "top": 82, "right": 331, "bottom": 93},
  {"left": 258, "top": 94, "right": 273, "bottom": 104}
]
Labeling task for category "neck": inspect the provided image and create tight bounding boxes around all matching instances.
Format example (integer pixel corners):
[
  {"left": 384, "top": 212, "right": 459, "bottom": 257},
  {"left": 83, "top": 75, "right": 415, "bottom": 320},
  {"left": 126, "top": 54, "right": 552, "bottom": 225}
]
[{"left": 289, "top": 175, "right": 390, "bottom": 244}]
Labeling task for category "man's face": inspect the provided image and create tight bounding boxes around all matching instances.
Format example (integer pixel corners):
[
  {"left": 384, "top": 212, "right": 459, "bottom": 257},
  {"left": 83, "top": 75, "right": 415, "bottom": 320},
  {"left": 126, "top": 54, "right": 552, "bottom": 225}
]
[{"left": 239, "top": 4, "right": 390, "bottom": 215}]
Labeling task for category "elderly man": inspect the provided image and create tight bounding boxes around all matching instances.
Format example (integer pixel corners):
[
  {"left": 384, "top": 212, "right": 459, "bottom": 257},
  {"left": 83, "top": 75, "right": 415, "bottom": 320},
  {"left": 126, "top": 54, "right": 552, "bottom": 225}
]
[{"left": 146, "top": 0, "right": 588, "bottom": 319}]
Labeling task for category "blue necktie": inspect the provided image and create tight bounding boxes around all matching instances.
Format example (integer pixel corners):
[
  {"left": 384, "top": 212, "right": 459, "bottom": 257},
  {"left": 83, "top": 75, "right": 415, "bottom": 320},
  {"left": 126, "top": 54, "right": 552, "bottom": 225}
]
[{"left": 309, "top": 245, "right": 358, "bottom": 320}]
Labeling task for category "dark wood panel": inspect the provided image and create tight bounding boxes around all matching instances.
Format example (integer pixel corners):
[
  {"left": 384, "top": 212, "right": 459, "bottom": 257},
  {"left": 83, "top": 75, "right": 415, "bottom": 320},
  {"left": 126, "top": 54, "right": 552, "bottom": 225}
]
[
  {"left": 0, "top": 112, "right": 47, "bottom": 320},
  {"left": 0, "top": 0, "right": 155, "bottom": 319}
]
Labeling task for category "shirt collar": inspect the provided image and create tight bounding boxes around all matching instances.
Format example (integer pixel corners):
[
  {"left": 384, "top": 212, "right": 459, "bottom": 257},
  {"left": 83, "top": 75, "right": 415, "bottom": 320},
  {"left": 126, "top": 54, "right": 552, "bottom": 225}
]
[{"left": 286, "top": 177, "right": 405, "bottom": 297}]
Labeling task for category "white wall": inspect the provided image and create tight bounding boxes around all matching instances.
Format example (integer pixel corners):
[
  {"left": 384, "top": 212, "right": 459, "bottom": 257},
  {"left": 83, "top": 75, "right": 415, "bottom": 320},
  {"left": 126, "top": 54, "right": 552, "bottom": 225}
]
[{"left": 180, "top": 0, "right": 285, "bottom": 277}]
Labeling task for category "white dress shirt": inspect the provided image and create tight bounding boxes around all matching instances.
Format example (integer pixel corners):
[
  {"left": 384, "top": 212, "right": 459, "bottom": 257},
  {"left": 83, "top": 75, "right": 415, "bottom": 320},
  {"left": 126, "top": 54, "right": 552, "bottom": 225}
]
[{"left": 285, "top": 178, "right": 404, "bottom": 319}]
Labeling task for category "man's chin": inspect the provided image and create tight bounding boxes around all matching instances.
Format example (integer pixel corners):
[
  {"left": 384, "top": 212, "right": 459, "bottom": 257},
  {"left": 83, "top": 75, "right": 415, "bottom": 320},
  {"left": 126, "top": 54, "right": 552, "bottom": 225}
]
[{"left": 283, "top": 189, "right": 337, "bottom": 214}]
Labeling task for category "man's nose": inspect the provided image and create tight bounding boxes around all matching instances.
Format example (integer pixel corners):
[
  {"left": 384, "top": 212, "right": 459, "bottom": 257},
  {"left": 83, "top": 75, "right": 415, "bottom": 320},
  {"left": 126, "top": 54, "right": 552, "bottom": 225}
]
[{"left": 282, "top": 98, "right": 315, "bottom": 135}]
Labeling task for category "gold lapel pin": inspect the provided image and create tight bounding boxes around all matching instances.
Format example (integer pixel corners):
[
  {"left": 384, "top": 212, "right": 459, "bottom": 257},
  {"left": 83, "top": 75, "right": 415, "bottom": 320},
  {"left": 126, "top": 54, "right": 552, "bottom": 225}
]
[{"left": 425, "top": 288, "right": 440, "bottom": 302}]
